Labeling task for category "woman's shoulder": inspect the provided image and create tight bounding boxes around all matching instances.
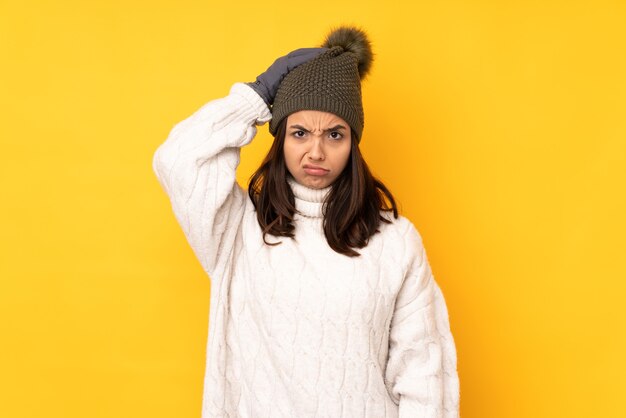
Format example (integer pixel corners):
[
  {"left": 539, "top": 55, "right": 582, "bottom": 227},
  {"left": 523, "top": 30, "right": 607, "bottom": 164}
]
[{"left": 378, "top": 211, "right": 425, "bottom": 252}]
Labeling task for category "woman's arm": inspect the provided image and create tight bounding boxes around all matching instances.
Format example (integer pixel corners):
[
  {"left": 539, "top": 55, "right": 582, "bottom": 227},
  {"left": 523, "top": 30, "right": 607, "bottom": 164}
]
[
  {"left": 152, "top": 82, "right": 271, "bottom": 278},
  {"left": 385, "top": 222, "right": 460, "bottom": 418}
]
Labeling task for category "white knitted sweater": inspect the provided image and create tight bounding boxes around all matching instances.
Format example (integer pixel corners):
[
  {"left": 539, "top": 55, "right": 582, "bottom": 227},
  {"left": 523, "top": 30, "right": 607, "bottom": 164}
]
[{"left": 152, "top": 82, "right": 460, "bottom": 418}]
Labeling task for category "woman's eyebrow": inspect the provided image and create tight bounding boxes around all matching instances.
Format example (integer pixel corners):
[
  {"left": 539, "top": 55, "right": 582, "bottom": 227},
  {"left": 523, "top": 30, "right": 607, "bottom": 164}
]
[{"left": 289, "top": 124, "right": 347, "bottom": 133}]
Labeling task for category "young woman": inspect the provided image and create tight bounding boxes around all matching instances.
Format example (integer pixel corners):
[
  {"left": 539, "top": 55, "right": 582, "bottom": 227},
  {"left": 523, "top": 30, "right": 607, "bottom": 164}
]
[{"left": 153, "top": 25, "right": 460, "bottom": 418}]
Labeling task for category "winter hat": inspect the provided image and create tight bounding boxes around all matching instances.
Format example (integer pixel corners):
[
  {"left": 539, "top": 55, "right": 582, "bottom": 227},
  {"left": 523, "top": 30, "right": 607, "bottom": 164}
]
[{"left": 269, "top": 25, "right": 374, "bottom": 142}]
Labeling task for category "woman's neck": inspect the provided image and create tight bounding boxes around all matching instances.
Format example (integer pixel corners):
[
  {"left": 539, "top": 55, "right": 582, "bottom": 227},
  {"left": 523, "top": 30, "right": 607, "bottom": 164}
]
[{"left": 286, "top": 174, "right": 331, "bottom": 219}]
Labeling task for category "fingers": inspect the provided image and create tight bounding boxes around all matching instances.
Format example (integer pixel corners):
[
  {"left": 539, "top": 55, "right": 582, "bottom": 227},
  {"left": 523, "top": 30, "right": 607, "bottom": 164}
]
[
  {"left": 287, "top": 48, "right": 327, "bottom": 70},
  {"left": 287, "top": 47, "right": 328, "bottom": 58}
]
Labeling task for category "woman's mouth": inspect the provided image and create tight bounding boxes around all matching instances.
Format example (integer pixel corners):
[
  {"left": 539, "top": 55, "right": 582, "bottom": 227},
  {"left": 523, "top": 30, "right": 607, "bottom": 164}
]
[{"left": 303, "top": 165, "right": 329, "bottom": 176}]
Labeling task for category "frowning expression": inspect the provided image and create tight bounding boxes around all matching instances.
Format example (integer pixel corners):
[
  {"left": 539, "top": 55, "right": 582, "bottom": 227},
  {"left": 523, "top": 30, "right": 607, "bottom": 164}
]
[{"left": 283, "top": 110, "right": 352, "bottom": 189}]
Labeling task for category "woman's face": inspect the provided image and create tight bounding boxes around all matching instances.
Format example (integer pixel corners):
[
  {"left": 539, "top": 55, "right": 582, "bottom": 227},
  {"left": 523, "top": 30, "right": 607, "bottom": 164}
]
[{"left": 283, "top": 110, "right": 352, "bottom": 189}]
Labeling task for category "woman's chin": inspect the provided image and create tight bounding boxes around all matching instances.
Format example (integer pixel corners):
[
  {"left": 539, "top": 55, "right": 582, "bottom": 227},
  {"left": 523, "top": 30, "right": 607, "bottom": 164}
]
[{"left": 301, "top": 176, "right": 331, "bottom": 189}]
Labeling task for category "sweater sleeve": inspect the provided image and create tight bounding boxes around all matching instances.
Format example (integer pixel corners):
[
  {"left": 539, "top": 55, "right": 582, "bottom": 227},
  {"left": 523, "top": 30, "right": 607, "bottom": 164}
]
[
  {"left": 385, "top": 222, "right": 460, "bottom": 418},
  {"left": 152, "top": 82, "right": 272, "bottom": 278}
]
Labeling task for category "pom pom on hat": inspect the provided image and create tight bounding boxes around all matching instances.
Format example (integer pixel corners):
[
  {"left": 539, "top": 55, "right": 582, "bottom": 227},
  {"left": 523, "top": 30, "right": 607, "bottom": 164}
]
[{"left": 320, "top": 25, "right": 374, "bottom": 80}]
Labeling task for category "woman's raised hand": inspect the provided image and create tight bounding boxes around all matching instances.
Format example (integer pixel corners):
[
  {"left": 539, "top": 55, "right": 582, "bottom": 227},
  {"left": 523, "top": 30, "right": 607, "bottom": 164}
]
[{"left": 246, "top": 47, "right": 327, "bottom": 107}]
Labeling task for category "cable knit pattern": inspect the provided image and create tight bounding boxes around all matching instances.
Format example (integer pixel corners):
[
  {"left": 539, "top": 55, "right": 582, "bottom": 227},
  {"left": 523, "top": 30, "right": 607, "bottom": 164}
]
[{"left": 152, "top": 82, "right": 460, "bottom": 418}]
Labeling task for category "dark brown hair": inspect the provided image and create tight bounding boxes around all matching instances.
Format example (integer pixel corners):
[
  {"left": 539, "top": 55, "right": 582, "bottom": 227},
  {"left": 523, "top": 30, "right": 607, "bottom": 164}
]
[{"left": 247, "top": 117, "right": 398, "bottom": 257}]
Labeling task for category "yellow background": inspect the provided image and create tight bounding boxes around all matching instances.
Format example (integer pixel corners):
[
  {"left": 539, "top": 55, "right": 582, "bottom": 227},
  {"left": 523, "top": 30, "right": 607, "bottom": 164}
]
[{"left": 1, "top": 1, "right": 625, "bottom": 417}]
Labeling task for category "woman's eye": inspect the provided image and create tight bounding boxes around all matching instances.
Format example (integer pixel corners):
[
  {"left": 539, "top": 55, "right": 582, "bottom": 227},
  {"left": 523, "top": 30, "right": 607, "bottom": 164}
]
[
  {"left": 330, "top": 132, "right": 343, "bottom": 140},
  {"left": 293, "top": 130, "right": 305, "bottom": 138}
]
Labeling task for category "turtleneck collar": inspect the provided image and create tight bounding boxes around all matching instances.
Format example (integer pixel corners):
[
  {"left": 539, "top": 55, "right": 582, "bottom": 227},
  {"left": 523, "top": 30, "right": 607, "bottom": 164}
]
[{"left": 286, "top": 175, "right": 332, "bottom": 219}]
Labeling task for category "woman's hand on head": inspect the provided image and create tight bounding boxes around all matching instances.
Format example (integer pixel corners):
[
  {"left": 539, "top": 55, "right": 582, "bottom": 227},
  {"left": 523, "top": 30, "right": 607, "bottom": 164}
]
[{"left": 246, "top": 47, "right": 327, "bottom": 107}]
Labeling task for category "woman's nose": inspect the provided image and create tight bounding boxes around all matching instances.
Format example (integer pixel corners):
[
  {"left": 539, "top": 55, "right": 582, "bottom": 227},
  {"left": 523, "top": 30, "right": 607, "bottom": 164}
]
[{"left": 307, "top": 138, "right": 325, "bottom": 161}]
